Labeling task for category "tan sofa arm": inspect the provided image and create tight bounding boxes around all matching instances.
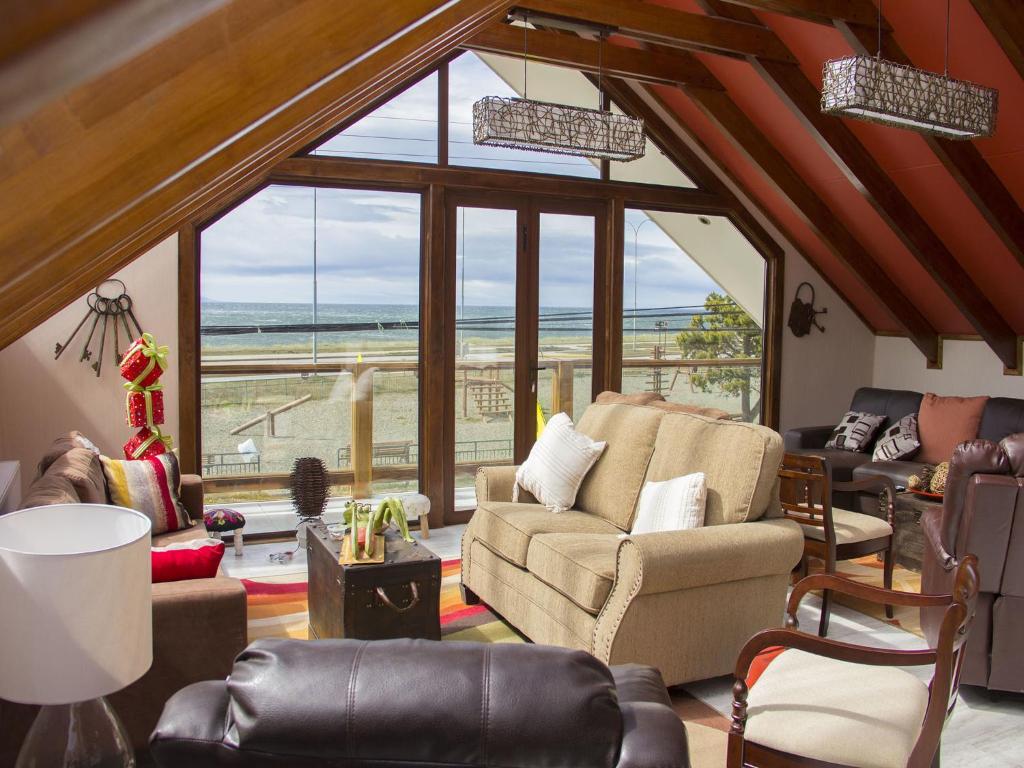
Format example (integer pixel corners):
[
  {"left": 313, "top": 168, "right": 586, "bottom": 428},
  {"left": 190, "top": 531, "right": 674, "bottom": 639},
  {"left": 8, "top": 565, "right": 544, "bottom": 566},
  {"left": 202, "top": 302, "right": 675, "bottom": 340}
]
[
  {"left": 616, "top": 519, "right": 804, "bottom": 596},
  {"left": 475, "top": 465, "right": 520, "bottom": 504}
]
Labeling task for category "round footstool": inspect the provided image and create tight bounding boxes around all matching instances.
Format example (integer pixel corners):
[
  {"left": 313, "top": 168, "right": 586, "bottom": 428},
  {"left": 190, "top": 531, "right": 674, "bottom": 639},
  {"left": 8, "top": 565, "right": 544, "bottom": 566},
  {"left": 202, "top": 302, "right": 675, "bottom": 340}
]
[
  {"left": 204, "top": 508, "right": 246, "bottom": 556},
  {"left": 402, "top": 494, "right": 430, "bottom": 539}
]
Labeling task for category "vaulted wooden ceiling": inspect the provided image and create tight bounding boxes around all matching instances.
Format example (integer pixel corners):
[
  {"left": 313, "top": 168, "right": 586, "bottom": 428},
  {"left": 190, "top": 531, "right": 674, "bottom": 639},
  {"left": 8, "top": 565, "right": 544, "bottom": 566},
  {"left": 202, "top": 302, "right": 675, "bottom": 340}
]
[{"left": 2, "top": 0, "right": 1022, "bottom": 370}]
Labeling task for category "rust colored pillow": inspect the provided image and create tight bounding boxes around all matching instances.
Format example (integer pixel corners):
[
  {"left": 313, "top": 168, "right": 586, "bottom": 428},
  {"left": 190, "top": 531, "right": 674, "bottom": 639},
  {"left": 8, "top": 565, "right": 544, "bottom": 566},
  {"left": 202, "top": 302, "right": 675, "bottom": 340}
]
[{"left": 917, "top": 393, "right": 988, "bottom": 464}]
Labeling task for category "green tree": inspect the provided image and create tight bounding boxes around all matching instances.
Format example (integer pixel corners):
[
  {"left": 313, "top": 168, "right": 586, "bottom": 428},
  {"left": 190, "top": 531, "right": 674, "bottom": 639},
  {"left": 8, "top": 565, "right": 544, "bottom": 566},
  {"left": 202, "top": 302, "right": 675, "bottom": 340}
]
[{"left": 676, "top": 292, "right": 761, "bottom": 422}]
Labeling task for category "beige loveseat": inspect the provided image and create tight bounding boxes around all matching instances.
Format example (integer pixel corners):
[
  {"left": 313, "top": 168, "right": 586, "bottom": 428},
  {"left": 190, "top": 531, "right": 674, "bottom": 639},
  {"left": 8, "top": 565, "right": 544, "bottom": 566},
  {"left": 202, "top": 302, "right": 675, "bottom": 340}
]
[{"left": 461, "top": 398, "right": 805, "bottom": 686}]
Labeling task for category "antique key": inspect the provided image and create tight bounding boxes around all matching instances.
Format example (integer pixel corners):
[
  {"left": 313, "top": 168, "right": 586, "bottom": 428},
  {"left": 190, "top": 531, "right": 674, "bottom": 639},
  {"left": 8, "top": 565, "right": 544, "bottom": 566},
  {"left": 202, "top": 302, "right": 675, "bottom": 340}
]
[
  {"left": 79, "top": 297, "right": 102, "bottom": 362},
  {"left": 121, "top": 295, "right": 143, "bottom": 337},
  {"left": 91, "top": 298, "right": 110, "bottom": 376},
  {"left": 55, "top": 306, "right": 93, "bottom": 359}
]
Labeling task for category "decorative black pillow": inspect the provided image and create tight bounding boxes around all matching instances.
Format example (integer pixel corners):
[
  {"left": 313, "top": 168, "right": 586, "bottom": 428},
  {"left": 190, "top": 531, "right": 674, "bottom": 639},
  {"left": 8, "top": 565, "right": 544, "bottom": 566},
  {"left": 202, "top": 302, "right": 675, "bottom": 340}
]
[
  {"left": 825, "top": 411, "right": 886, "bottom": 453},
  {"left": 872, "top": 413, "right": 920, "bottom": 462}
]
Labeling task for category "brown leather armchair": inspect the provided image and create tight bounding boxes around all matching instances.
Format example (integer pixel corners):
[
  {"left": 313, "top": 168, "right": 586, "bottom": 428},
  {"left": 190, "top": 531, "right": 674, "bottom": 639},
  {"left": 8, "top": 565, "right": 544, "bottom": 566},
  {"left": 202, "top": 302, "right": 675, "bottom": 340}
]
[
  {"left": 920, "top": 435, "right": 1024, "bottom": 692},
  {"left": 150, "top": 638, "right": 691, "bottom": 768}
]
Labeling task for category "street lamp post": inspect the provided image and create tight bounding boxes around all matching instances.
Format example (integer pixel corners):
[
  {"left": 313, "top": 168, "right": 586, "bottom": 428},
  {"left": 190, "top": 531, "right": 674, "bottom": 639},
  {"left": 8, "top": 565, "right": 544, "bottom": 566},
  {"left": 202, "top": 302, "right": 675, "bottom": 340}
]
[{"left": 624, "top": 217, "right": 655, "bottom": 352}]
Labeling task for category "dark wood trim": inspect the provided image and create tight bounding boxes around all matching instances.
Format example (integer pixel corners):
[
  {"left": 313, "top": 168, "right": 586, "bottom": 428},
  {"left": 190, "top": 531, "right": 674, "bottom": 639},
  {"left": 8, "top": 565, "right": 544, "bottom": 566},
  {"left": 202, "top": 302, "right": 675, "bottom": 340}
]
[
  {"left": 437, "top": 61, "right": 449, "bottom": 167},
  {"left": 970, "top": 0, "right": 1024, "bottom": 82},
  {"left": 420, "top": 184, "right": 450, "bottom": 528},
  {"left": 750, "top": 56, "right": 1018, "bottom": 371},
  {"left": 270, "top": 155, "right": 730, "bottom": 212},
  {"left": 516, "top": 0, "right": 796, "bottom": 61},
  {"left": 177, "top": 223, "right": 201, "bottom": 475},
  {"left": 837, "top": 20, "right": 1024, "bottom": 272},
  {"left": 462, "top": 23, "right": 724, "bottom": 89},
  {"left": 519, "top": 199, "right": 539, "bottom": 463},
  {"left": 762, "top": 248, "right": 783, "bottom": 429},
  {"left": 605, "top": 197, "right": 625, "bottom": 394}
]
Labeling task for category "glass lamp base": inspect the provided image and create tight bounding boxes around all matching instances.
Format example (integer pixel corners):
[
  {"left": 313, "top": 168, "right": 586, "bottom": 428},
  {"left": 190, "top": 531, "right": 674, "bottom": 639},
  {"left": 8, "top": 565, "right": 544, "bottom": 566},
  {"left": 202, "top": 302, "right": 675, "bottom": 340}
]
[{"left": 16, "top": 698, "right": 135, "bottom": 768}]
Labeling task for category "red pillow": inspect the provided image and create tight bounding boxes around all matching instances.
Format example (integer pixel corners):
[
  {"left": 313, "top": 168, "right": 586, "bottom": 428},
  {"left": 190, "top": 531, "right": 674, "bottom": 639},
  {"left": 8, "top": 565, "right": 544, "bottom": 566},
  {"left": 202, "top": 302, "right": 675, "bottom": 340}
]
[
  {"left": 917, "top": 393, "right": 988, "bottom": 464},
  {"left": 152, "top": 538, "right": 225, "bottom": 583}
]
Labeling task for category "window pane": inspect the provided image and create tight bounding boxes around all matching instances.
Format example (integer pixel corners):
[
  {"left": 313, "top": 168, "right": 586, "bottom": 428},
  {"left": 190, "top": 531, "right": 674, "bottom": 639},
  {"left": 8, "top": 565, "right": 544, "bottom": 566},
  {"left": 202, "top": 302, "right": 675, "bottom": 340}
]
[
  {"left": 537, "top": 213, "right": 595, "bottom": 422},
  {"left": 621, "top": 210, "right": 764, "bottom": 422},
  {"left": 449, "top": 51, "right": 600, "bottom": 178},
  {"left": 312, "top": 73, "right": 438, "bottom": 163},
  {"left": 200, "top": 186, "right": 422, "bottom": 512}
]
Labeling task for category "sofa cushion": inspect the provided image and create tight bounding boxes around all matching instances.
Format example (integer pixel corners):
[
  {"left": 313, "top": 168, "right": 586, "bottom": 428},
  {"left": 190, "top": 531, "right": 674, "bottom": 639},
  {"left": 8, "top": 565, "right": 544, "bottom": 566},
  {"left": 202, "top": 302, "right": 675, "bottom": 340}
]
[
  {"left": 825, "top": 411, "right": 886, "bottom": 452},
  {"left": 514, "top": 413, "right": 606, "bottom": 513},
  {"left": 649, "top": 400, "right": 731, "bottom": 420},
  {"left": 849, "top": 387, "right": 923, "bottom": 430},
  {"left": 917, "top": 393, "right": 988, "bottom": 464},
  {"left": 21, "top": 470, "right": 79, "bottom": 508},
  {"left": 745, "top": 649, "right": 928, "bottom": 768},
  {"left": 872, "top": 413, "right": 920, "bottom": 462},
  {"left": 575, "top": 402, "right": 664, "bottom": 530},
  {"left": 645, "top": 413, "right": 783, "bottom": 525},
  {"left": 471, "top": 502, "right": 622, "bottom": 567},
  {"left": 979, "top": 397, "right": 1024, "bottom": 443},
  {"left": 36, "top": 431, "right": 100, "bottom": 478},
  {"left": 101, "top": 453, "right": 191, "bottom": 535},
  {"left": 46, "top": 446, "right": 107, "bottom": 504},
  {"left": 595, "top": 390, "right": 664, "bottom": 406},
  {"left": 526, "top": 533, "right": 619, "bottom": 614}
]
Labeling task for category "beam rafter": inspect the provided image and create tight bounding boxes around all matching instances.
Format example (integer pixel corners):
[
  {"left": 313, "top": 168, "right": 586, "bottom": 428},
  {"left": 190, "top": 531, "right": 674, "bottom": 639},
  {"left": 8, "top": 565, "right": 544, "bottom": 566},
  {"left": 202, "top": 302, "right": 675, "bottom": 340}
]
[
  {"left": 514, "top": 0, "right": 797, "bottom": 62},
  {"left": 970, "top": 0, "right": 1024, "bottom": 82}
]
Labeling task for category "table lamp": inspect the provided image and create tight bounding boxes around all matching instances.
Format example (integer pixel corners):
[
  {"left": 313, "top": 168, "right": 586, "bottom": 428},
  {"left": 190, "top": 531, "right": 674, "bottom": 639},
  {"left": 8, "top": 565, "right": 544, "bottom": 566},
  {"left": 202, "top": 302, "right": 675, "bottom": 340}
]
[{"left": 0, "top": 504, "right": 152, "bottom": 767}]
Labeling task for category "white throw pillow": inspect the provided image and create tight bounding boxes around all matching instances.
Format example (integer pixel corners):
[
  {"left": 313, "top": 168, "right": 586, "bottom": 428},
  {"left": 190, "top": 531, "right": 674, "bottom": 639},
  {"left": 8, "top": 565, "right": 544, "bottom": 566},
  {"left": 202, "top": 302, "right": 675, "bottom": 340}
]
[
  {"left": 630, "top": 472, "right": 707, "bottom": 535},
  {"left": 514, "top": 413, "right": 607, "bottom": 513}
]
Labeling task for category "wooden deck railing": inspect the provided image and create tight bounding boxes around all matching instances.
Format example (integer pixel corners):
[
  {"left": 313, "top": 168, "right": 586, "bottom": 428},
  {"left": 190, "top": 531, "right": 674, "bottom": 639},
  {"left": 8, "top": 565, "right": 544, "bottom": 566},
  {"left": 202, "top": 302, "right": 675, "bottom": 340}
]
[{"left": 200, "top": 357, "right": 760, "bottom": 495}]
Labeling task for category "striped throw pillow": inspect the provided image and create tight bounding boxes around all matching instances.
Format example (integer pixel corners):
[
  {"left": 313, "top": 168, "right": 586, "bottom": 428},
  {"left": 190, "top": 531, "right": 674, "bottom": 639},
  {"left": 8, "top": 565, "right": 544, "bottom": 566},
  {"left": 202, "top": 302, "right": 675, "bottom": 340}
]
[
  {"left": 101, "top": 453, "right": 190, "bottom": 535},
  {"left": 513, "top": 412, "right": 606, "bottom": 513},
  {"left": 630, "top": 472, "right": 707, "bottom": 535}
]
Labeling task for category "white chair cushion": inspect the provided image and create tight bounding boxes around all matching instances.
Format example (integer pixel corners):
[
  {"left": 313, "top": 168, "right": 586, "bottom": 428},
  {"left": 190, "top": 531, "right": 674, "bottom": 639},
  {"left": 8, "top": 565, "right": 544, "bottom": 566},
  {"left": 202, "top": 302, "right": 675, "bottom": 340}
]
[
  {"left": 801, "top": 507, "right": 893, "bottom": 544},
  {"left": 514, "top": 413, "right": 606, "bottom": 513},
  {"left": 630, "top": 472, "right": 706, "bottom": 535},
  {"left": 745, "top": 649, "right": 929, "bottom": 768}
]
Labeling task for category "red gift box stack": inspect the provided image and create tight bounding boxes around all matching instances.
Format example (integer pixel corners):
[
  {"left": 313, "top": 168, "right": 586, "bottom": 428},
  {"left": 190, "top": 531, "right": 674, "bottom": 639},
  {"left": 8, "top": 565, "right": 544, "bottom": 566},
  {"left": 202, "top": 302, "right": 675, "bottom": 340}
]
[{"left": 120, "top": 334, "right": 172, "bottom": 459}]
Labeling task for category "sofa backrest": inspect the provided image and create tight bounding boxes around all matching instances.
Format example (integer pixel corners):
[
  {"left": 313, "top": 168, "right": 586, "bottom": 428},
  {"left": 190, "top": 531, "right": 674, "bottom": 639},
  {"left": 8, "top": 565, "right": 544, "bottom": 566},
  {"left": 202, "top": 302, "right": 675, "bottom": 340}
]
[
  {"left": 644, "top": 412, "right": 784, "bottom": 525},
  {"left": 850, "top": 387, "right": 923, "bottom": 429},
  {"left": 23, "top": 445, "right": 107, "bottom": 508},
  {"left": 979, "top": 397, "right": 1024, "bottom": 443},
  {"left": 576, "top": 402, "right": 664, "bottom": 530}
]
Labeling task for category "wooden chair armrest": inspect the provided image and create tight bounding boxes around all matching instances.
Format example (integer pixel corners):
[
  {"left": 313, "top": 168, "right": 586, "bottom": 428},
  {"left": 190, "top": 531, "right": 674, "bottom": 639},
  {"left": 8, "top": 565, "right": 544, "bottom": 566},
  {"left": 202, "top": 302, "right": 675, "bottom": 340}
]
[{"left": 788, "top": 573, "right": 950, "bottom": 619}]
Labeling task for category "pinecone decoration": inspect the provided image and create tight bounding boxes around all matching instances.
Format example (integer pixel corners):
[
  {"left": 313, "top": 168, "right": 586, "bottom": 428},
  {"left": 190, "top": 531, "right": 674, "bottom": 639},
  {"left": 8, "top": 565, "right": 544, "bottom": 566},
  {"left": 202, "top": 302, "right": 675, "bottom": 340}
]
[
  {"left": 290, "top": 457, "right": 330, "bottom": 521},
  {"left": 930, "top": 461, "right": 950, "bottom": 495}
]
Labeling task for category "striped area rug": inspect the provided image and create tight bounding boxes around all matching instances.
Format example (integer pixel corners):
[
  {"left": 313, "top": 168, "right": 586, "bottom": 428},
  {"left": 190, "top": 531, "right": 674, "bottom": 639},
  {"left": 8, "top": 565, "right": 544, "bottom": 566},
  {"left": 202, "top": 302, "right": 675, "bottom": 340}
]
[{"left": 243, "top": 558, "right": 524, "bottom": 643}]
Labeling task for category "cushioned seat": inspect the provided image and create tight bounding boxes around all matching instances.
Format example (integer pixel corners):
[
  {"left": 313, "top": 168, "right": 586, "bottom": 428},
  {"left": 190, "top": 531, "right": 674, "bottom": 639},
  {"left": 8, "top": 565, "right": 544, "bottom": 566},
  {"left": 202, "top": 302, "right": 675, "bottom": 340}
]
[
  {"left": 472, "top": 502, "right": 623, "bottom": 567},
  {"left": 745, "top": 649, "right": 928, "bottom": 768},
  {"left": 799, "top": 507, "right": 893, "bottom": 544},
  {"left": 527, "top": 533, "right": 620, "bottom": 614}
]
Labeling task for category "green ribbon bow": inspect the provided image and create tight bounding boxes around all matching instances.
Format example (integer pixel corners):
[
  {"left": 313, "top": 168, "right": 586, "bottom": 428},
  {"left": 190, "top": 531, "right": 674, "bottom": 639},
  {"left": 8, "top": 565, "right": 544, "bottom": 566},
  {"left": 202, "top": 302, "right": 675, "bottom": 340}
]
[{"left": 124, "top": 332, "right": 169, "bottom": 386}]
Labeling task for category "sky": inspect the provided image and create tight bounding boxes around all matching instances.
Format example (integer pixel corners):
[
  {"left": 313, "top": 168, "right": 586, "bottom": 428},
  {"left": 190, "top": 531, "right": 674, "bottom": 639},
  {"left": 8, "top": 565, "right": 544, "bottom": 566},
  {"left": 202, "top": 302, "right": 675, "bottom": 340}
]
[{"left": 200, "top": 52, "right": 721, "bottom": 311}]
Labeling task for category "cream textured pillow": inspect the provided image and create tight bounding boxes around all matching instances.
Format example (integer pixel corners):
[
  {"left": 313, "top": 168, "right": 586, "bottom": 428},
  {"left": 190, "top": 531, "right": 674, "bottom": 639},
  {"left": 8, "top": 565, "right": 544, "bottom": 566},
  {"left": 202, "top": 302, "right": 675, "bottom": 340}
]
[
  {"left": 630, "top": 472, "right": 707, "bottom": 535},
  {"left": 514, "top": 413, "right": 607, "bottom": 512}
]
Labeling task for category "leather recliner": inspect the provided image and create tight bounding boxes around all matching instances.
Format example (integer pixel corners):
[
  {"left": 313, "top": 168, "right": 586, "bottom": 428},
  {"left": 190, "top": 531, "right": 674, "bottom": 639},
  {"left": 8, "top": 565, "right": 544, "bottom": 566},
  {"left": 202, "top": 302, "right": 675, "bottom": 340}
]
[
  {"left": 150, "top": 638, "right": 691, "bottom": 768},
  {"left": 921, "top": 436, "right": 1024, "bottom": 693}
]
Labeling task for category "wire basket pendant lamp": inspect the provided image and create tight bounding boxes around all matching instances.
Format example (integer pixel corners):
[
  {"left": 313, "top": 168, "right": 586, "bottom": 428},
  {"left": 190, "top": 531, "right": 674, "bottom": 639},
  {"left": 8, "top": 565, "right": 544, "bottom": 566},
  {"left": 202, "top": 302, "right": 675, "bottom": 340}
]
[
  {"left": 820, "top": 0, "right": 997, "bottom": 140},
  {"left": 473, "top": 13, "right": 646, "bottom": 161}
]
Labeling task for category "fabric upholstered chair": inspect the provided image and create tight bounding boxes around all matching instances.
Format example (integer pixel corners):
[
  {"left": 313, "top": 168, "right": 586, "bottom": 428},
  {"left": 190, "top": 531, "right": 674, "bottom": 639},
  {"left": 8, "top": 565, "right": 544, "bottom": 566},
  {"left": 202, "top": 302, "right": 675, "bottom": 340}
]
[
  {"left": 779, "top": 453, "right": 897, "bottom": 636},
  {"left": 727, "top": 557, "right": 980, "bottom": 768}
]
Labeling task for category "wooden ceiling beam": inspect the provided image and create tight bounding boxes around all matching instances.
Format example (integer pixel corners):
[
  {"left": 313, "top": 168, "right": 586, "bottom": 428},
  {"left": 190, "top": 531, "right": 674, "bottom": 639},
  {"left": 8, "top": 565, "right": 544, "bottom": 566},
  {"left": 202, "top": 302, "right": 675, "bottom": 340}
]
[
  {"left": 712, "top": 0, "right": 888, "bottom": 28},
  {"left": 514, "top": 0, "right": 797, "bottom": 62},
  {"left": 836, "top": 20, "right": 1024, "bottom": 271},
  {"left": 462, "top": 22, "right": 723, "bottom": 89},
  {"left": 0, "top": 0, "right": 229, "bottom": 128},
  {"left": 0, "top": 0, "right": 510, "bottom": 351},
  {"left": 749, "top": 56, "right": 1019, "bottom": 370},
  {"left": 969, "top": 0, "right": 1024, "bottom": 82}
]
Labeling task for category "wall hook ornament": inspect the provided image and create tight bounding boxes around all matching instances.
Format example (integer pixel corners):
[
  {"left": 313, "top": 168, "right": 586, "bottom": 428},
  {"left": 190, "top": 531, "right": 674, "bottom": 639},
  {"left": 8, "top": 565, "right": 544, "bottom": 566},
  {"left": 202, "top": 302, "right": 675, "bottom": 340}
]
[{"left": 787, "top": 282, "right": 827, "bottom": 337}]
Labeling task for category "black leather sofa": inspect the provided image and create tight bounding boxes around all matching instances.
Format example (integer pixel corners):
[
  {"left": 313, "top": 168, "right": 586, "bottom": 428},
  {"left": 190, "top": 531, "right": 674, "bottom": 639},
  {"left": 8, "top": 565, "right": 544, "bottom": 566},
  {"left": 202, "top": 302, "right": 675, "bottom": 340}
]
[
  {"left": 150, "top": 638, "right": 691, "bottom": 768},
  {"left": 784, "top": 386, "right": 1024, "bottom": 512}
]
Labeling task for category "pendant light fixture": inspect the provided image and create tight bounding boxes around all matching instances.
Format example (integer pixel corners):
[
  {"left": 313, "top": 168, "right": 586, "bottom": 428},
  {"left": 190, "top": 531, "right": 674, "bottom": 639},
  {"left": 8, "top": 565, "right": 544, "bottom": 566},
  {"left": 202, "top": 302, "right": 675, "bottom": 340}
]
[
  {"left": 821, "top": 0, "right": 997, "bottom": 140},
  {"left": 473, "top": 14, "right": 646, "bottom": 161}
]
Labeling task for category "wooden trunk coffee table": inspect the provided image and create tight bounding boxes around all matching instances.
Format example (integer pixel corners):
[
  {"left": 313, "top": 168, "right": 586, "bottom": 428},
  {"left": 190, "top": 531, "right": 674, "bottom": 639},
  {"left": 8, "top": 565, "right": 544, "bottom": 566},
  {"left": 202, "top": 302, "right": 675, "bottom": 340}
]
[
  {"left": 306, "top": 522, "right": 441, "bottom": 641},
  {"left": 891, "top": 491, "right": 942, "bottom": 573}
]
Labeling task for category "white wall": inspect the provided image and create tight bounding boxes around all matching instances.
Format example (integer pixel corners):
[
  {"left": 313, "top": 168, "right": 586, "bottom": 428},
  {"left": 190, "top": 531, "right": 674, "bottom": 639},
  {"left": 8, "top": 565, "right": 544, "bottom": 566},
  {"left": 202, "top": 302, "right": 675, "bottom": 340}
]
[
  {"left": 0, "top": 235, "right": 179, "bottom": 494},
  {"left": 873, "top": 336, "right": 1024, "bottom": 399}
]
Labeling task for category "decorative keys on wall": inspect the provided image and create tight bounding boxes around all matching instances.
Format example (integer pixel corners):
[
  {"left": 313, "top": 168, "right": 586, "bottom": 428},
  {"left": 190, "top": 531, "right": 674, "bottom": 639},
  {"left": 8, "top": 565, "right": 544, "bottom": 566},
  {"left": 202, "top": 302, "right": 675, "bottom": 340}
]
[{"left": 54, "top": 279, "right": 144, "bottom": 376}]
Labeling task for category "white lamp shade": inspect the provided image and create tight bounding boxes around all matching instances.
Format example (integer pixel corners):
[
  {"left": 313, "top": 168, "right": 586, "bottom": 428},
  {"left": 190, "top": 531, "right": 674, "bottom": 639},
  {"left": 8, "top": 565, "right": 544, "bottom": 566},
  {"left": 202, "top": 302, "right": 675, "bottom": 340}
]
[{"left": 0, "top": 504, "right": 152, "bottom": 704}]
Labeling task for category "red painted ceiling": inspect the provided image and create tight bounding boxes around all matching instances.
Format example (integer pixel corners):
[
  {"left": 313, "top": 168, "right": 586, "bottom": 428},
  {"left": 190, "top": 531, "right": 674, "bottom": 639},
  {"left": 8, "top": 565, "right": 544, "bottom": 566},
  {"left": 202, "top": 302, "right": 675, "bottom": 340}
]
[{"left": 639, "top": 0, "right": 1024, "bottom": 340}]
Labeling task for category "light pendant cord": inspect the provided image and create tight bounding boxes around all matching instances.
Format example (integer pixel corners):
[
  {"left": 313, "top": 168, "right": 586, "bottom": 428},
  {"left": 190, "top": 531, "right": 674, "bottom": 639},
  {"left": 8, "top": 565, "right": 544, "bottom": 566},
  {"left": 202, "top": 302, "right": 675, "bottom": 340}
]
[
  {"left": 598, "top": 33, "right": 604, "bottom": 111},
  {"left": 523, "top": 17, "right": 528, "bottom": 98},
  {"left": 876, "top": 0, "right": 882, "bottom": 58},
  {"left": 945, "top": 0, "right": 951, "bottom": 75}
]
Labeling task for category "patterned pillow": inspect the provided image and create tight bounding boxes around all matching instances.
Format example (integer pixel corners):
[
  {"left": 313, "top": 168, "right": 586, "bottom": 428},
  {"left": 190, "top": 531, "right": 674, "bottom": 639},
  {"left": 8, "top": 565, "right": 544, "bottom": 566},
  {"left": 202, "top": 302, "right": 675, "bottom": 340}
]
[
  {"left": 513, "top": 413, "right": 607, "bottom": 512},
  {"left": 100, "top": 453, "right": 191, "bottom": 535},
  {"left": 872, "top": 413, "right": 921, "bottom": 462},
  {"left": 825, "top": 411, "right": 886, "bottom": 453}
]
